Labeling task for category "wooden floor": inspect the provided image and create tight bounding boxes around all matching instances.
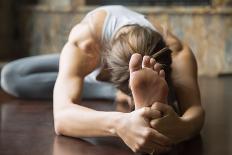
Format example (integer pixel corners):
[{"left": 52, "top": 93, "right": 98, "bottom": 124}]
[{"left": 0, "top": 77, "right": 231, "bottom": 155}]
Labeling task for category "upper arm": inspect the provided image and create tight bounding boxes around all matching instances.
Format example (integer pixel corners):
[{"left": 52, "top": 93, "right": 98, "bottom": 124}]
[
  {"left": 171, "top": 44, "right": 201, "bottom": 114},
  {"left": 53, "top": 22, "right": 100, "bottom": 111}
]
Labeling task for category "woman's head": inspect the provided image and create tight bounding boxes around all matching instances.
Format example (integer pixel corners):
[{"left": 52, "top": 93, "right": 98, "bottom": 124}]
[{"left": 106, "top": 24, "right": 172, "bottom": 95}]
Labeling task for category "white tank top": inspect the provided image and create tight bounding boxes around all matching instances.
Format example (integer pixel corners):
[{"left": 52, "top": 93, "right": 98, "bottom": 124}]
[
  {"left": 86, "top": 5, "right": 156, "bottom": 45},
  {"left": 84, "top": 5, "right": 157, "bottom": 83}
]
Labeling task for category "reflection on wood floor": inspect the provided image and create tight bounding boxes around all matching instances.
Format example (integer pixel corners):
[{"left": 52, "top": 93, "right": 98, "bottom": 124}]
[{"left": 0, "top": 77, "right": 231, "bottom": 155}]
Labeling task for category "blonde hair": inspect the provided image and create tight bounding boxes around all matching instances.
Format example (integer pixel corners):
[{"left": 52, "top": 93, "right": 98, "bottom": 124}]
[{"left": 106, "top": 24, "right": 172, "bottom": 95}]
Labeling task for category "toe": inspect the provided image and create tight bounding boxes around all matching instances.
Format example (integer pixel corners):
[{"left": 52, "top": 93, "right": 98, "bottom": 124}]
[
  {"left": 129, "top": 53, "right": 142, "bottom": 73},
  {"left": 159, "top": 69, "right": 166, "bottom": 79},
  {"left": 150, "top": 58, "right": 156, "bottom": 69},
  {"left": 142, "top": 55, "right": 150, "bottom": 68},
  {"left": 154, "top": 63, "right": 162, "bottom": 73}
]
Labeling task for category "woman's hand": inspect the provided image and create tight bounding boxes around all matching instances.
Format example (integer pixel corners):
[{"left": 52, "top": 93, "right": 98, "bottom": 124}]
[
  {"left": 150, "top": 102, "right": 189, "bottom": 144},
  {"left": 116, "top": 107, "right": 172, "bottom": 154}
]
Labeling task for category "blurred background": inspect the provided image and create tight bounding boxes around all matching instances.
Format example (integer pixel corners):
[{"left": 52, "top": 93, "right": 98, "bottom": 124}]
[{"left": 0, "top": 0, "right": 231, "bottom": 76}]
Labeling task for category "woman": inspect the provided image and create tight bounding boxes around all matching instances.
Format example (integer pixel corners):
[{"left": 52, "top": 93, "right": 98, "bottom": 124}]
[{"left": 1, "top": 5, "right": 204, "bottom": 154}]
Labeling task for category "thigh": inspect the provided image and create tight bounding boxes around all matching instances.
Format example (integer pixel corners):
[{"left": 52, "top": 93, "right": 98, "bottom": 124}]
[
  {"left": 1, "top": 54, "right": 60, "bottom": 99},
  {"left": 12, "top": 54, "right": 60, "bottom": 75},
  {"left": 82, "top": 69, "right": 117, "bottom": 100}
]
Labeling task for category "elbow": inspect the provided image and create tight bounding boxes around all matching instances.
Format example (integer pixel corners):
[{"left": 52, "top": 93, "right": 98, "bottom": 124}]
[
  {"left": 200, "top": 107, "right": 206, "bottom": 130},
  {"left": 53, "top": 104, "right": 71, "bottom": 136},
  {"left": 194, "top": 106, "right": 205, "bottom": 133},
  {"left": 53, "top": 98, "right": 69, "bottom": 135},
  {"left": 54, "top": 121, "right": 62, "bottom": 136},
  {"left": 54, "top": 117, "right": 63, "bottom": 135},
  {"left": 53, "top": 110, "right": 66, "bottom": 136}
]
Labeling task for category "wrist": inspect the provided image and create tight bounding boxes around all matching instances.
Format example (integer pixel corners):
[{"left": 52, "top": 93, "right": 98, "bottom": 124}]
[{"left": 108, "top": 112, "right": 127, "bottom": 137}]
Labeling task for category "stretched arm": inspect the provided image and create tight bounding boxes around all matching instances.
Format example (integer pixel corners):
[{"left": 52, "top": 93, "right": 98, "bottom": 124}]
[
  {"left": 171, "top": 43, "right": 205, "bottom": 140},
  {"left": 53, "top": 22, "right": 123, "bottom": 137}
]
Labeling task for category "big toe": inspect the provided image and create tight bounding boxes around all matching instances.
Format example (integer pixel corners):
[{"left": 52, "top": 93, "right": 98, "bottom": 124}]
[{"left": 129, "top": 53, "right": 142, "bottom": 73}]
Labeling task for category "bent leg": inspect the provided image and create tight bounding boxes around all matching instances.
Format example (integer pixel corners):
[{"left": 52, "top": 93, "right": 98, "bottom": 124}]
[
  {"left": 1, "top": 54, "right": 116, "bottom": 100},
  {"left": 82, "top": 81, "right": 116, "bottom": 100},
  {"left": 1, "top": 54, "right": 59, "bottom": 99}
]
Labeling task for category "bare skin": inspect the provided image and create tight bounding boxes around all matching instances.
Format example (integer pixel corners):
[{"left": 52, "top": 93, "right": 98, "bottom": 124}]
[
  {"left": 129, "top": 54, "right": 168, "bottom": 109},
  {"left": 53, "top": 8, "right": 205, "bottom": 154},
  {"left": 116, "top": 54, "right": 168, "bottom": 112}
]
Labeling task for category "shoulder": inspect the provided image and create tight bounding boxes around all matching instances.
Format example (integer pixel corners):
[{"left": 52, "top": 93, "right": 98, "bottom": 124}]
[
  {"left": 58, "top": 10, "right": 108, "bottom": 77},
  {"left": 65, "top": 9, "right": 108, "bottom": 59},
  {"left": 69, "top": 9, "right": 107, "bottom": 45}
]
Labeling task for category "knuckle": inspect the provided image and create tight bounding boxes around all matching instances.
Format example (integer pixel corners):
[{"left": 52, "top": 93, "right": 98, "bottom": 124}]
[
  {"left": 150, "top": 120, "right": 156, "bottom": 127},
  {"left": 138, "top": 138, "right": 146, "bottom": 146},
  {"left": 141, "top": 107, "right": 149, "bottom": 115},
  {"left": 143, "top": 128, "right": 151, "bottom": 138},
  {"left": 134, "top": 144, "right": 142, "bottom": 152},
  {"left": 152, "top": 102, "right": 159, "bottom": 108},
  {"left": 156, "top": 110, "right": 162, "bottom": 117}
]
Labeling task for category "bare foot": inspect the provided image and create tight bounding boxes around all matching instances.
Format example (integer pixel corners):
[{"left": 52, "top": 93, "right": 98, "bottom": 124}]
[{"left": 129, "top": 53, "right": 169, "bottom": 109}]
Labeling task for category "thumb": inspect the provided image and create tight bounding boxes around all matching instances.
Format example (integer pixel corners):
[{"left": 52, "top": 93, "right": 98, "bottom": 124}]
[
  {"left": 151, "top": 102, "right": 170, "bottom": 116},
  {"left": 141, "top": 107, "right": 162, "bottom": 119}
]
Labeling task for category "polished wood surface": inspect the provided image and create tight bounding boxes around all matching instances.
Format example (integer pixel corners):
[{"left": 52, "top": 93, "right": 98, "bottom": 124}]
[{"left": 0, "top": 77, "right": 231, "bottom": 155}]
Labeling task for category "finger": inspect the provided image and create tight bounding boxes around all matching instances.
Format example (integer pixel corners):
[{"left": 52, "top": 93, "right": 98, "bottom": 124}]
[
  {"left": 142, "top": 142, "right": 172, "bottom": 155},
  {"left": 151, "top": 102, "right": 170, "bottom": 115},
  {"left": 141, "top": 107, "right": 161, "bottom": 119},
  {"left": 150, "top": 145, "right": 171, "bottom": 155},
  {"left": 149, "top": 109, "right": 162, "bottom": 119},
  {"left": 137, "top": 139, "right": 159, "bottom": 154},
  {"left": 141, "top": 107, "right": 152, "bottom": 117},
  {"left": 141, "top": 137, "right": 172, "bottom": 154},
  {"left": 159, "top": 69, "right": 165, "bottom": 79},
  {"left": 149, "top": 129, "right": 173, "bottom": 147},
  {"left": 142, "top": 56, "right": 150, "bottom": 68},
  {"left": 150, "top": 119, "right": 160, "bottom": 129},
  {"left": 138, "top": 145, "right": 154, "bottom": 154},
  {"left": 142, "top": 135, "right": 172, "bottom": 151},
  {"left": 139, "top": 145, "right": 168, "bottom": 155}
]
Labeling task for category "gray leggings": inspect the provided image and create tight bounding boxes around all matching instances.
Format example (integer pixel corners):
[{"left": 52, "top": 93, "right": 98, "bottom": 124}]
[{"left": 0, "top": 54, "right": 116, "bottom": 100}]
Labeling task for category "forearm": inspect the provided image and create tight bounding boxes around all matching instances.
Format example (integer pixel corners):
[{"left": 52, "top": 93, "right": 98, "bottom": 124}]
[
  {"left": 54, "top": 103, "right": 124, "bottom": 138},
  {"left": 180, "top": 105, "right": 205, "bottom": 141}
]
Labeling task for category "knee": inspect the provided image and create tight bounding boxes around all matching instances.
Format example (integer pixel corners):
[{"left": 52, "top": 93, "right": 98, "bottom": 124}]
[{"left": 1, "top": 62, "right": 21, "bottom": 97}]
